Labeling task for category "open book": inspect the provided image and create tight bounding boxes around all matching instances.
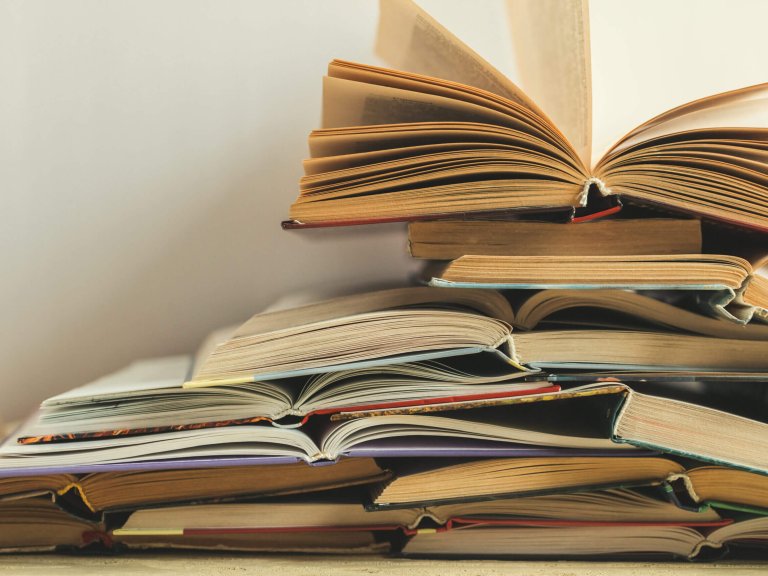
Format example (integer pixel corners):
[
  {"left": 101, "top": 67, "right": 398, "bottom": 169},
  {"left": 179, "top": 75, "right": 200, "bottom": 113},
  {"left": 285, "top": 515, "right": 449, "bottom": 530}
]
[
  {"left": 0, "top": 406, "right": 633, "bottom": 474},
  {"left": 114, "top": 530, "right": 389, "bottom": 555},
  {"left": 17, "top": 287, "right": 768, "bottom": 445},
  {"left": 337, "top": 376, "right": 768, "bottom": 476},
  {"left": 181, "top": 287, "right": 768, "bottom": 389},
  {"left": 106, "top": 492, "right": 728, "bottom": 557},
  {"left": 0, "top": 497, "right": 102, "bottom": 553},
  {"left": 284, "top": 0, "right": 768, "bottom": 231},
  {"left": 401, "top": 517, "right": 768, "bottom": 559},
  {"left": 18, "top": 354, "right": 550, "bottom": 443},
  {"left": 427, "top": 254, "right": 768, "bottom": 324},
  {"left": 408, "top": 218, "right": 704, "bottom": 259},
  {"left": 610, "top": 385, "right": 768, "bottom": 475},
  {"left": 112, "top": 489, "right": 722, "bottom": 539},
  {"left": 372, "top": 455, "right": 768, "bottom": 513},
  {"left": 373, "top": 456, "right": 684, "bottom": 509},
  {"left": 508, "top": 289, "right": 768, "bottom": 340},
  {"left": 0, "top": 458, "right": 389, "bottom": 514},
  {"left": 0, "top": 495, "right": 389, "bottom": 555},
  {"left": 186, "top": 287, "right": 524, "bottom": 385},
  {"left": 17, "top": 287, "right": 768, "bottom": 451}
]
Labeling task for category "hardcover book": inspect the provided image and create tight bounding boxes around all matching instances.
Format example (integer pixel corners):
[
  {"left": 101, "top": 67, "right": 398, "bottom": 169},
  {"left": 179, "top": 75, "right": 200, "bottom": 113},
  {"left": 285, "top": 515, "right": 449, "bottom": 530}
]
[{"left": 284, "top": 0, "right": 768, "bottom": 231}]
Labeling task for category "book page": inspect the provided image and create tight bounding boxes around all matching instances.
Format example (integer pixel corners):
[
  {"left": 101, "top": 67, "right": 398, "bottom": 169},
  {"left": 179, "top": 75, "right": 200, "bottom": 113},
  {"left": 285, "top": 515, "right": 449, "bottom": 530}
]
[
  {"left": 376, "top": 0, "right": 542, "bottom": 115},
  {"left": 506, "top": 0, "right": 592, "bottom": 169},
  {"left": 322, "top": 414, "right": 628, "bottom": 458},
  {"left": 606, "top": 83, "right": 768, "bottom": 157},
  {"left": 589, "top": 0, "right": 768, "bottom": 166},
  {"left": 0, "top": 426, "right": 320, "bottom": 467},
  {"left": 322, "top": 76, "right": 534, "bottom": 131},
  {"left": 231, "top": 287, "right": 515, "bottom": 338},
  {"left": 115, "top": 502, "right": 418, "bottom": 532}
]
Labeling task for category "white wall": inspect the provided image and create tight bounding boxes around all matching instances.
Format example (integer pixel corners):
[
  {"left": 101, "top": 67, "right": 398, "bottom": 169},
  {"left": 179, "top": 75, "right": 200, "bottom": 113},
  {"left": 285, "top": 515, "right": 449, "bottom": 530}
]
[{"left": 1, "top": 0, "right": 765, "bottom": 421}]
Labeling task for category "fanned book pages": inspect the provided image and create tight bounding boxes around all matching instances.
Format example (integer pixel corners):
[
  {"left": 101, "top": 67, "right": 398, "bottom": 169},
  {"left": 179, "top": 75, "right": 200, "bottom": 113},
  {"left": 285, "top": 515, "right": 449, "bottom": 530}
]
[
  {"left": 0, "top": 459, "right": 390, "bottom": 514},
  {"left": 284, "top": 0, "right": 768, "bottom": 231},
  {"left": 494, "top": 330, "right": 766, "bottom": 372},
  {"left": 335, "top": 380, "right": 768, "bottom": 476},
  {"left": 15, "top": 286, "right": 768, "bottom": 445},
  {"left": 111, "top": 489, "right": 722, "bottom": 539},
  {"left": 427, "top": 254, "right": 768, "bottom": 324},
  {"left": 400, "top": 517, "right": 768, "bottom": 559},
  {"left": 0, "top": 497, "right": 103, "bottom": 553},
  {"left": 372, "top": 457, "right": 684, "bottom": 509},
  {"left": 0, "top": 407, "right": 633, "bottom": 474},
  {"left": 19, "top": 354, "right": 551, "bottom": 443},
  {"left": 100, "top": 490, "right": 750, "bottom": 557},
  {"left": 372, "top": 456, "right": 768, "bottom": 512}
]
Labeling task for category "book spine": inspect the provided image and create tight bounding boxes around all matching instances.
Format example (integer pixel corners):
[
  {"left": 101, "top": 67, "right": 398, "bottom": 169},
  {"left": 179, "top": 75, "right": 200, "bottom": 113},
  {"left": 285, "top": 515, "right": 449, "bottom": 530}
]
[{"left": 281, "top": 207, "right": 575, "bottom": 229}]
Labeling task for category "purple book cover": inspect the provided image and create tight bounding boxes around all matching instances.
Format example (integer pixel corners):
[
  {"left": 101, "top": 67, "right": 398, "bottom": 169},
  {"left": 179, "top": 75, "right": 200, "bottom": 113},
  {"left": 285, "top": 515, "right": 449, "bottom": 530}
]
[{"left": 0, "top": 438, "right": 652, "bottom": 477}]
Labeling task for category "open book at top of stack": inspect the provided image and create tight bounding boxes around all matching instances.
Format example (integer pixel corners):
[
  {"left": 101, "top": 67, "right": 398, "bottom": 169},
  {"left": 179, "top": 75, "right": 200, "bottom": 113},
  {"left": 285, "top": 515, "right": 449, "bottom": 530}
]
[{"left": 284, "top": 0, "right": 768, "bottom": 231}]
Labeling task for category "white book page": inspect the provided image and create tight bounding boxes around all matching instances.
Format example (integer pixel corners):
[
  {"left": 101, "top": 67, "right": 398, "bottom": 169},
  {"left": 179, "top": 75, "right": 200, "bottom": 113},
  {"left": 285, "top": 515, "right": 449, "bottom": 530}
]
[
  {"left": 0, "top": 426, "right": 318, "bottom": 466},
  {"left": 321, "top": 414, "right": 632, "bottom": 458},
  {"left": 589, "top": 0, "right": 768, "bottom": 167}
]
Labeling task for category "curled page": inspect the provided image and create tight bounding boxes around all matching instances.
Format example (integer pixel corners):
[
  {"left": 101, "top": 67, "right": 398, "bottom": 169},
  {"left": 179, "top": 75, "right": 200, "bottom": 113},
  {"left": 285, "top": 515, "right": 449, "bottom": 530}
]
[
  {"left": 376, "top": 0, "right": 542, "bottom": 116},
  {"left": 507, "top": 0, "right": 592, "bottom": 169},
  {"left": 606, "top": 83, "right": 768, "bottom": 158}
]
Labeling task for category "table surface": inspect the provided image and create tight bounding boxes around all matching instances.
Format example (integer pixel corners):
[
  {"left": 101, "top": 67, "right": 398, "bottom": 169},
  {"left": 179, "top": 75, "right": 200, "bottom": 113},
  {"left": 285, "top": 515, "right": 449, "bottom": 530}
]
[{"left": 1, "top": 554, "right": 767, "bottom": 576}]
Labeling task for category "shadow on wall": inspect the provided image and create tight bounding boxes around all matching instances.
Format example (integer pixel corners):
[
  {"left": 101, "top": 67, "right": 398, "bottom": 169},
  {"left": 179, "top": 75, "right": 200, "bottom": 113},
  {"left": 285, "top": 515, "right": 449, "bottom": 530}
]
[{"left": 1, "top": 116, "right": 415, "bottom": 423}]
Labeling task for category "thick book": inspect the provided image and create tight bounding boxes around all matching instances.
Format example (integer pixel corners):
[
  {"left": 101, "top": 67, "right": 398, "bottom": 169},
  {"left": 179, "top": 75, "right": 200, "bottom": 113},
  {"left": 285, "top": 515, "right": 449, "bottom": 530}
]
[
  {"left": 498, "top": 329, "right": 765, "bottom": 372},
  {"left": 371, "top": 455, "right": 768, "bottom": 513},
  {"left": 112, "top": 489, "right": 723, "bottom": 538},
  {"left": 116, "top": 531, "right": 390, "bottom": 555},
  {"left": 0, "top": 496, "right": 389, "bottom": 554},
  {"left": 0, "top": 458, "right": 389, "bottom": 515},
  {"left": 371, "top": 456, "right": 685, "bottom": 509},
  {"left": 400, "top": 518, "right": 768, "bottom": 559},
  {"left": 0, "top": 496, "right": 106, "bottom": 553},
  {"left": 341, "top": 379, "right": 768, "bottom": 475},
  {"left": 18, "top": 354, "right": 553, "bottom": 443},
  {"left": 284, "top": 0, "right": 768, "bottom": 231},
  {"left": 185, "top": 287, "right": 527, "bottom": 386},
  {"left": 180, "top": 287, "right": 767, "bottom": 389},
  {"left": 408, "top": 219, "right": 704, "bottom": 259},
  {"left": 0, "top": 408, "right": 633, "bottom": 475},
  {"left": 2, "top": 492, "right": 730, "bottom": 556},
  {"left": 427, "top": 254, "right": 768, "bottom": 324},
  {"left": 610, "top": 385, "right": 768, "bottom": 475}
]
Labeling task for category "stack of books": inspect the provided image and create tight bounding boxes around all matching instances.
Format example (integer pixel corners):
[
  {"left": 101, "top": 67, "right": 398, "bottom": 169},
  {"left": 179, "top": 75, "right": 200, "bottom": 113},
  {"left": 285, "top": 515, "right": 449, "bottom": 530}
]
[{"left": 2, "top": 0, "right": 767, "bottom": 561}]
